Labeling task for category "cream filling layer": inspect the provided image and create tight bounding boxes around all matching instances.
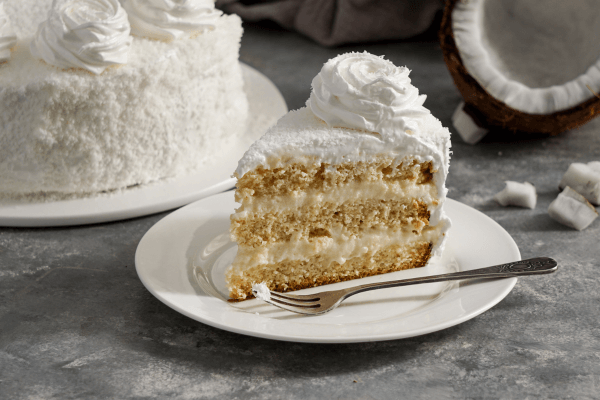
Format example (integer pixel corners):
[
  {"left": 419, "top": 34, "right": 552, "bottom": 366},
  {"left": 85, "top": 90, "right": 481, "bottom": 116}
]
[
  {"left": 234, "top": 180, "right": 442, "bottom": 224},
  {"left": 231, "top": 225, "right": 444, "bottom": 270}
]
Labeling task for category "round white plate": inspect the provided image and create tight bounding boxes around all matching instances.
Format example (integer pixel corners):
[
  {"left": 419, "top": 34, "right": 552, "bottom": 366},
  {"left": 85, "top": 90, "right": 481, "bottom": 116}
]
[
  {"left": 135, "top": 191, "right": 521, "bottom": 343},
  {"left": 0, "top": 64, "right": 287, "bottom": 227}
]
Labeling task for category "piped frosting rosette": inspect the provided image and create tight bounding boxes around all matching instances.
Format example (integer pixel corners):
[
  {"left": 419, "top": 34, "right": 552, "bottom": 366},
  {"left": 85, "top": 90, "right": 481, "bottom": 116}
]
[
  {"left": 308, "top": 52, "right": 430, "bottom": 135},
  {"left": 0, "top": 4, "right": 17, "bottom": 63},
  {"left": 123, "top": 0, "right": 222, "bottom": 40},
  {"left": 30, "top": 0, "right": 132, "bottom": 75}
]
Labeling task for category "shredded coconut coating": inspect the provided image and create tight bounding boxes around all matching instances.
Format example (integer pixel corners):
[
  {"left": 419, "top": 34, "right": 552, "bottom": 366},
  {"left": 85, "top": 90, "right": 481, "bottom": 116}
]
[{"left": 0, "top": 0, "right": 248, "bottom": 196}]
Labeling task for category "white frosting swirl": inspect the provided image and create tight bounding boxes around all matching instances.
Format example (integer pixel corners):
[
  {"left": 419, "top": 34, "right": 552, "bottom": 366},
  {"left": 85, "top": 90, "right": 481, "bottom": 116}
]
[
  {"left": 30, "top": 0, "right": 132, "bottom": 75},
  {"left": 123, "top": 0, "right": 222, "bottom": 40},
  {"left": 308, "top": 52, "right": 430, "bottom": 134},
  {"left": 0, "top": 4, "right": 17, "bottom": 63}
]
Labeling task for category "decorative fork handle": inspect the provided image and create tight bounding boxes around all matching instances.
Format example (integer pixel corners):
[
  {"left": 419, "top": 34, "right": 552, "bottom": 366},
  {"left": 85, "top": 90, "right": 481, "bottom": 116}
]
[{"left": 345, "top": 257, "right": 558, "bottom": 298}]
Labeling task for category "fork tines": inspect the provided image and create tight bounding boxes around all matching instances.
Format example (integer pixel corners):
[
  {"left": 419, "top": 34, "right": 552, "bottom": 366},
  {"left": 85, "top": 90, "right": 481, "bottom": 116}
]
[
  {"left": 252, "top": 289, "right": 321, "bottom": 313},
  {"left": 269, "top": 291, "right": 320, "bottom": 308}
]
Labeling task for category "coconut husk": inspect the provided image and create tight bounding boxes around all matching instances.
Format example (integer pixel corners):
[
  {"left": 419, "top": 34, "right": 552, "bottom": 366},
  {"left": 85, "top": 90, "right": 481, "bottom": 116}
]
[{"left": 439, "top": 0, "right": 600, "bottom": 135}]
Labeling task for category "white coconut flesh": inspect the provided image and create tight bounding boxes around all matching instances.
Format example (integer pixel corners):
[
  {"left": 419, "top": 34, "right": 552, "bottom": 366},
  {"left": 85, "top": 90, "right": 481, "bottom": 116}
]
[
  {"left": 451, "top": 101, "right": 488, "bottom": 144},
  {"left": 548, "top": 187, "right": 598, "bottom": 231},
  {"left": 558, "top": 162, "right": 600, "bottom": 205},
  {"left": 452, "top": 0, "right": 600, "bottom": 115},
  {"left": 494, "top": 181, "right": 537, "bottom": 209}
]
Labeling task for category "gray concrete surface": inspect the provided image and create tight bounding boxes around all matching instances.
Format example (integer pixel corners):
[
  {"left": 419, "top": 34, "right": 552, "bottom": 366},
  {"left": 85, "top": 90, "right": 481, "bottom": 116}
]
[{"left": 1, "top": 22, "right": 600, "bottom": 400}]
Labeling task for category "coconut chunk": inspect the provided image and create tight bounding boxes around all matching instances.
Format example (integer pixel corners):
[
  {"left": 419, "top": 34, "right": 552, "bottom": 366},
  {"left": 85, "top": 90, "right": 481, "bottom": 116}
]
[
  {"left": 548, "top": 187, "right": 598, "bottom": 230},
  {"left": 494, "top": 181, "right": 536, "bottom": 209},
  {"left": 558, "top": 162, "right": 600, "bottom": 205},
  {"left": 588, "top": 161, "right": 600, "bottom": 174},
  {"left": 451, "top": 102, "right": 488, "bottom": 144}
]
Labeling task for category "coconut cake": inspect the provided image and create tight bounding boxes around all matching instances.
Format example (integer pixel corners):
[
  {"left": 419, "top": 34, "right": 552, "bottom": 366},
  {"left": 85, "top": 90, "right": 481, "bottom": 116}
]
[
  {"left": 227, "top": 52, "right": 451, "bottom": 300},
  {"left": 0, "top": 0, "right": 248, "bottom": 198}
]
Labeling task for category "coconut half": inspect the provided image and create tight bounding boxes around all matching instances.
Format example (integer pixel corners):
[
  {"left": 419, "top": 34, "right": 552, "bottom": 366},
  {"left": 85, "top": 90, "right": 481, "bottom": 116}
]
[{"left": 440, "top": 0, "right": 600, "bottom": 142}]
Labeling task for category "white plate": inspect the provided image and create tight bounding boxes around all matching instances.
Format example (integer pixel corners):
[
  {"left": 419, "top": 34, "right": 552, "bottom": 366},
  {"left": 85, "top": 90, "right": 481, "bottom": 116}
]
[
  {"left": 135, "top": 191, "right": 521, "bottom": 343},
  {"left": 0, "top": 64, "right": 287, "bottom": 227}
]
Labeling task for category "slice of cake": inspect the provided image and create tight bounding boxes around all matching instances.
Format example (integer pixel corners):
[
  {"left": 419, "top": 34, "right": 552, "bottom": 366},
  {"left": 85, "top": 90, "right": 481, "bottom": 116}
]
[
  {"left": 0, "top": 0, "right": 247, "bottom": 197},
  {"left": 227, "top": 52, "right": 451, "bottom": 300}
]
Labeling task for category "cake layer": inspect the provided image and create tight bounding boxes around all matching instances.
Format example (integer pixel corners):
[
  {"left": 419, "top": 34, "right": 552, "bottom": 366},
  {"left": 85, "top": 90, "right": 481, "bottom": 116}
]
[
  {"left": 236, "top": 158, "right": 433, "bottom": 202},
  {"left": 227, "top": 240, "right": 433, "bottom": 300},
  {"left": 232, "top": 198, "right": 431, "bottom": 247},
  {"left": 232, "top": 157, "right": 445, "bottom": 263}
]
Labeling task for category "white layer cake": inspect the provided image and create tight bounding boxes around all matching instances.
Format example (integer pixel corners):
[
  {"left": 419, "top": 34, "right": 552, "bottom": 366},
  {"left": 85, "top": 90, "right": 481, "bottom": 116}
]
[
  {"left": 227, "top": 52, "right": 451, "bottom": 300},
  {"left": 0, "top": 0, "right": 248, "bottom": 197}
]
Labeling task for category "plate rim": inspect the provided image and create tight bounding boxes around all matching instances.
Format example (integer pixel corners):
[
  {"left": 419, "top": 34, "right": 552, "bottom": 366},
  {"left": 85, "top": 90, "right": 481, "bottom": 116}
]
[
  {"left": 135, "top": 192, "right": 521, "bottom": 343},
  {"left": 0, "top": 63, "right": 287, "bottom": 227}
]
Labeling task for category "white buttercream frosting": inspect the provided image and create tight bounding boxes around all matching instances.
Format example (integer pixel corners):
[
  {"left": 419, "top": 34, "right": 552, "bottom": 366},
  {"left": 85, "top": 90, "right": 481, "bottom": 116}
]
[
  {"left": 236, "top": 52, "right": 450, "bottom": 184},
  {"left": 235, "top": 108, "right": 450, "bottom": 190},
  {"left": 30, "top": 0, "right": 132, "bottom": 75},
  {"left": 308, "top": 52, "right": 430, "bottom": 134},
  {"left": 123, "top": 0, "right": 222, "bottom": 40},
  {"left": 0, "top": 4, "right": 17, "bottom": 63}
]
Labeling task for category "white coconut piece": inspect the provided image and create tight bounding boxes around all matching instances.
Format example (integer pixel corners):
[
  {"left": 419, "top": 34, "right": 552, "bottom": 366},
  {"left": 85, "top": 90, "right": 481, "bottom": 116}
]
[
  {"left": 451, "top": 102, "right": 488, "bottom": 144},
  {"left": 252, "top": 282, "right": 270, "bottom": 301},
  {"left": 494, "top": 181, "right": 537, "bottom": 209},
  {"left": 548, "top": 187, "right": 598, "bottom": 230},
  {"left": 558, "top": 162, "right": 600, "bottom": 205},
  {"left": 588, "top": 161, "right": 600, "bottom": 173},
  {"left": 451, "top": 0, "right": 600, "bottom": 115}
]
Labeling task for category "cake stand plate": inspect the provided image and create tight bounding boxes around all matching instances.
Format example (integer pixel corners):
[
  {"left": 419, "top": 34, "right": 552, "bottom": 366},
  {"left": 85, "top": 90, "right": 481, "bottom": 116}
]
[
  {"left": 0, "top": 64, "right": 287, "bottom": 227},
  {"left": 135, "top": 191, "right": 521, "bottom": 343}
]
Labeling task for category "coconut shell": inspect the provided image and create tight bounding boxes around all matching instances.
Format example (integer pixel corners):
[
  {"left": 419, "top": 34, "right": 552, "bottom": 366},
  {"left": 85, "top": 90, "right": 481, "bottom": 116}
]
[{"left": 439, "top": 0, "right": 600, "bottom": 135}]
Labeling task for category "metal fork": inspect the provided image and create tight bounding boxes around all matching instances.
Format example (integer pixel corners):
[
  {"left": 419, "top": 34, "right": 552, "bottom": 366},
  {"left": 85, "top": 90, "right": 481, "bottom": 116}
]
[{"left": 251, "top": 257, "right": 558, "bottom": 315}]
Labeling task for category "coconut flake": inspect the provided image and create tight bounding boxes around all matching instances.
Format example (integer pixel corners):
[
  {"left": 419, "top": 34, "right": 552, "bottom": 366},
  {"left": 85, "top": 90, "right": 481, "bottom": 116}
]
[
  {"left": 558, "top": 162, "right": 600, "bottom": 205},
  {"left": 494, "top": 181, "right": 537, "bottom": 209},
  {"left": 451, "top": 102, "right": 488, "bottom": 144},
  {"left": 548, "top": 187, "right": 598, "bottom": 230},
  {"left": 252, "top": 282, "right": 271, "bottom": 301}
]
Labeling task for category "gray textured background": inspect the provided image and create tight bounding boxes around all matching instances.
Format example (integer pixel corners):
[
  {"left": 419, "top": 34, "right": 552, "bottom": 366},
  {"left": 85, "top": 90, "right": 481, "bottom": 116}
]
[{"left": 1, "top": 22, "right": 600, "bottom": 399}]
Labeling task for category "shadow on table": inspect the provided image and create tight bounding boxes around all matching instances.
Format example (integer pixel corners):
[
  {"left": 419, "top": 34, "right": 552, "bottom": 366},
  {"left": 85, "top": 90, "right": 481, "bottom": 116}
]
[{"left": 127, "top": 290, "right": 525, "bottom": 382}]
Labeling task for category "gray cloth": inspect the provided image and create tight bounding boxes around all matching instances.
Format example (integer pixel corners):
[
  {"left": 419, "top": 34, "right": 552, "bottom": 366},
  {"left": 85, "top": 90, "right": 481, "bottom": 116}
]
[{"left": 216, "top": 0, "right": 444, "bottom": 47}]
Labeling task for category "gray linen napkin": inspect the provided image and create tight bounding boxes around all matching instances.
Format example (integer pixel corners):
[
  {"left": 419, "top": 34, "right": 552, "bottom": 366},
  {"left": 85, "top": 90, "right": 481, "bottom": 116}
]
[{"left": 216, "top": 0, "right": 444, "bottom": 46}]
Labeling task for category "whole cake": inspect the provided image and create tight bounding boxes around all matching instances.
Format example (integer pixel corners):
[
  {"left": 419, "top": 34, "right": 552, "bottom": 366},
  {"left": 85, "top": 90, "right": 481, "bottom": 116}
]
[
  {"left": 0, "top": 0, "right": 248, "bottom": 197},
  {"left": 227, "top": 52, "right": 451, "bottom": 300}
]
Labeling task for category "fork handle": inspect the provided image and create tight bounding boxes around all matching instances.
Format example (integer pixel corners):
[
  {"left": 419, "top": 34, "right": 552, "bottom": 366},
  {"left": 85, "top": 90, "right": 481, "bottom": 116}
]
[{"left": 346, "top": 257, "right": 558, "bottom": 298}]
